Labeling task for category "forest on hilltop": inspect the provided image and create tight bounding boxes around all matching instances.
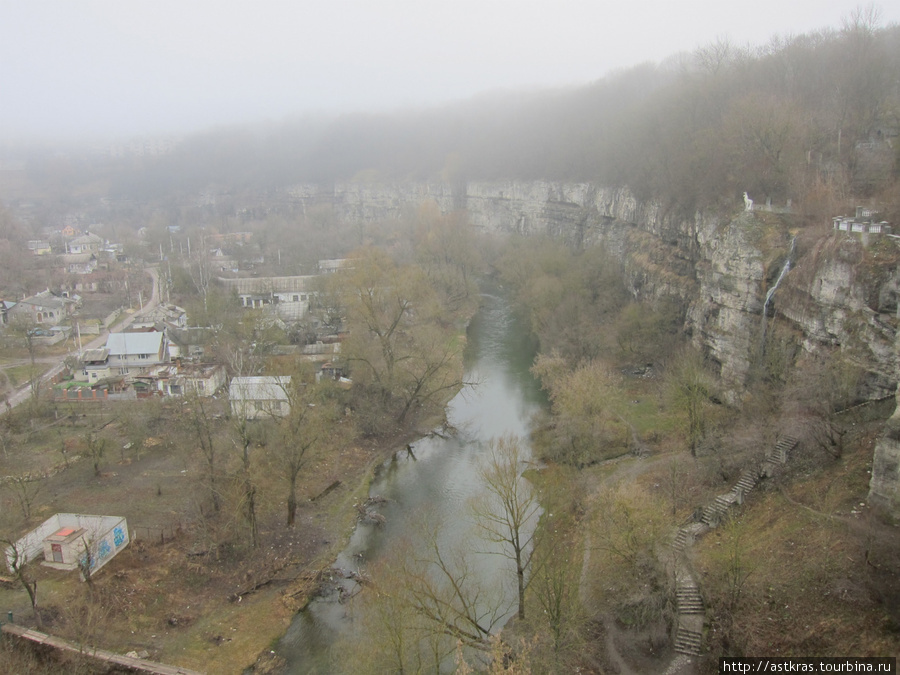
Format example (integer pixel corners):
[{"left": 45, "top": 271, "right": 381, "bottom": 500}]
[{"left": 76, "top": 10, "right": 900, "bottom": 222}]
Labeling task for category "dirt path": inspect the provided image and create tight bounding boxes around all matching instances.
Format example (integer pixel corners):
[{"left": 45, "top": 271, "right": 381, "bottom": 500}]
[{"left": 578, "top": 449, "right": 694, "bottom": 675}]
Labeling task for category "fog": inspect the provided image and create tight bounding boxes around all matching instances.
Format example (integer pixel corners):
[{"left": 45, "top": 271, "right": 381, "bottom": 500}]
[{"left": 3, "top": 0, "right": 897, "bottom": 142}]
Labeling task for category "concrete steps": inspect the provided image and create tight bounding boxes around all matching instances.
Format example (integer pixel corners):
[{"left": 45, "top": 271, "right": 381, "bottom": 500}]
[
  {"left": 672, "top": 527, "right": 690, "bottom": 552},
  {"left": 666, "top": 434, "right": 798, "bottom": 660},
  {"left": 676, "top": 584, "right": 704, "bottom": 614},
  {"left": 734, "top": 467, "right": 759, "bottom": 494},
  {"left": 700, "top": 493, "right": 735, "bottom": 526},
  {"left": 769, "top": 436, "right": 798, "bottom": 464},
  {"left": 673, "top": 627, "right": 703, "bottom": 655}
]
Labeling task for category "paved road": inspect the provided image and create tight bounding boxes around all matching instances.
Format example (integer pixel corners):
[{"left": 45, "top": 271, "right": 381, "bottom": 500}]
[{"left": 3, "top": 266, "right": 160, "bottom": 413}]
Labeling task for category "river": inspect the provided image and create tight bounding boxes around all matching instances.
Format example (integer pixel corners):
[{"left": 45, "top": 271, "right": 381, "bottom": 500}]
[{"left": 274, "top": 290, "right": 546, "bottom": 673}]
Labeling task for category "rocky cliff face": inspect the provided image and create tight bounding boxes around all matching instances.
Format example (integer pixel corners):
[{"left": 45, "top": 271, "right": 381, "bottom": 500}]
[
  {"left": 296, "top": 180, "right": 898, "bottom": 393},
  {"left": 290, "top": 179, "right": 900, "bottom": 505}
]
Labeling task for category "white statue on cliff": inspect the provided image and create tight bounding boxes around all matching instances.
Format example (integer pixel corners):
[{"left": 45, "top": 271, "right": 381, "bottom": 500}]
[{"left": 743, "top": 192, "right": 754, "bottom": 212}]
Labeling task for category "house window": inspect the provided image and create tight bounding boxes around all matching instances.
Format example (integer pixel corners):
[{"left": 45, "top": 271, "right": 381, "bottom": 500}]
[
  {"left": 119, "top": 367, "right": 129, "bottom": 375},
  {"left": 139, "top": 354, "right": 148, "bottom": 359},
  {"left": 293, "top": 295, "right": 299, "bottom": 302}
]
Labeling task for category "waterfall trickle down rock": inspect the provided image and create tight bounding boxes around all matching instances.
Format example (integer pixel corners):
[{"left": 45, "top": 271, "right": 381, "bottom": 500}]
[{"left": 760, "top": 237, "right": 796, "bottom": 347}]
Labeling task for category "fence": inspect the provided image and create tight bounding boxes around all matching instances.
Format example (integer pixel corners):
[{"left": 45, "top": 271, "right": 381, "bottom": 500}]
[
  {"left": 53, "top": 389, "right": 136, "bottom": 402},
  {"left": 131, "top": 523, "right": 182, "bottom": 546}
]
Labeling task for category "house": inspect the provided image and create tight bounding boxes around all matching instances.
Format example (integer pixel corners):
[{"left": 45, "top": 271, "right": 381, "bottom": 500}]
[
  {"left": 832, "top": 207, "right": 892, "bottom": 236},
  {"left": 0, "top": 299, "right": 14, "bottom": 325},
  {"left": 105, "top": 331, "right": 169, "bottom": 377},
  {"left": 229, "top": 375, "right": 292, "bottom": 419},
  {"left": 133, "top": 362, "right": 226, "bottom": 398},
  {"left": 60, "top": 225, "right": 78, "bottom": 238},
  {"left": 74, "top": 348, "right": 112, "bottom": 383},
  {"left": 166, "top": 326, "right": 214, "bottom": 360},
  {"left": 27, "top": 240, "right": 52, "bottom": 255},
  {"left": 67, "top": 232, "right": 104, "bottom": 254},
  {"left": 130, "top": 303, "right": 188, "bottom": 332},
  {"left": 217, "top": 275, "right": 316, "bottom": 320},
  {"left": 317, "top": 361, "right": 345, "bottom": 382},
  {"left": 9, "top": 290, "right": 72, "bottom": 326},
  {"left": 59, "top": 252, "right": 98, "bottom": 275},
  {"left": 5, "top": 513, "right": 129, "bottom": 580},
  {"left": 318, "top": 258, "right": 351, "bottom": 274}
]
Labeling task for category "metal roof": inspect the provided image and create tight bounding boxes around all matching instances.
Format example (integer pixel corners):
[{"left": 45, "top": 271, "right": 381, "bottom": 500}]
[
  {"left": 105, "top": 331, "right": 164, "bottom": 356},
  {"left": 228, "top": 376, "right": 291, "bottom": 401}
]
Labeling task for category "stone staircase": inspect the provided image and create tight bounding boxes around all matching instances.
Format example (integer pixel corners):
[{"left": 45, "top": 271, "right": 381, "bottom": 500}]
[
  {"left": 676, "top": 579, "right": 704, "bottom": 615},
  {"left": 700, "top": 493, "right": 736, "bottom": 526},
  {"left": 700, "top": 435, "right": 798, "bottom": 527},
  {"left": 673, "top": 626, "right": 703, "bottom": 656},
  {"left": 733, "top": 466, "right": 759, "bottom": 497},
  {"left": 668, "top": 434, "right": 798, "bottom": 658}
]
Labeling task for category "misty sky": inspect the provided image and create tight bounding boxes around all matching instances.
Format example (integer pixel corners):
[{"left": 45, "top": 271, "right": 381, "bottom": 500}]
[{"left": 2, "top": 1, "right": 897, "bottom": 142}]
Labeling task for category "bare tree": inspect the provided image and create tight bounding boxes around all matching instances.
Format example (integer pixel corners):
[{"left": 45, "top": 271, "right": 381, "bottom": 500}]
[
  {"left": 717, "top": 517, "right": 756, "bottom": 614},
  {"left": 526, "top": 471, "right": 588, "bottom": 666},
  {"left": 10, "top": 316, "right": 43, "bottom": 410},
  {"left": 270, "top": 379, "right": 342, "bottom": 526},
  {"left": 4, "top": 474, "right": 44, "bottom": 520},
  {"left": 663, "top": 347, "right": 718, "bottom": 456},
  {"left": 76, "top": 535, "right": 96, "bottom": 594},
  {"left": 784, "top": 353, "right": 862, "bottom": 458},
  {"left": 402, "top": 525, "right": 504, "bottom": 652},
  {"left": 2, "top": 537, "right": 41, "bottom": 627},
  {"left": 182, "top": 394, "right": 221, "bottom": 512},
  {"left": 230, "top": 410, "right": 260, "bottom": 549},
  {"left": 339, "top": 247, "right": 466, "bottom": 429},
  {"left": 531, "top": 355, "right": 625, "bottom": 466},
  {"left": 471, "top": 435, "right": 541, "bottom": 621},
  {"left": 85, "top": 431, "right": 106, "bottom": 477}
]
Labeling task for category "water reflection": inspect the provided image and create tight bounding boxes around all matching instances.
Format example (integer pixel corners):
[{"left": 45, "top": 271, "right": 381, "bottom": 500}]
[{"left": 275, "top": 291, "right": 544, "bottom": 673}]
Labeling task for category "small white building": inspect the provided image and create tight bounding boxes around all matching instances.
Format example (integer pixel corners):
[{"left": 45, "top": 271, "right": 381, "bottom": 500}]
[
  {"left": 5, "top": 513, "right": 129, "bottom": 580},
  {"left": 229, "top": 375, "right": 292, "bottom": 419},
  {"left": 832, "top": 207, "right": 892, "bottom": 236}
]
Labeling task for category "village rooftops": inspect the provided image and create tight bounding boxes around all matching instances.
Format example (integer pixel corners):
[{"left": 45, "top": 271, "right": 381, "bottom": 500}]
[
  {"left": 229, "top": 376, "right": 291, "bottom": 400},
  {"left": 18, "top": 290, "right": 68, "bottom": 310},
  {"left": 80, "top": 348, "right": 109, "bottom": 363},
  {"left": 105, "top": 331, "right": 165, "bottom": 356},
  {"left": 229, "top": 375, "right": 292, "bottom": 418},
  {"left": 217, "top": 275, "right": 316, "bottom": 294}
]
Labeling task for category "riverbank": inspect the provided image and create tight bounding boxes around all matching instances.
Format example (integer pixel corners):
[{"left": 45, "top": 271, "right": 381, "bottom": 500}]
[{"left": 0, "top": 321, "right": 474, "bottom": 675}]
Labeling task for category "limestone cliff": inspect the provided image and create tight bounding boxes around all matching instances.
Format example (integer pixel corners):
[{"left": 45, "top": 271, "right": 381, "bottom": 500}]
[
  {"left": 287, "top": 180, "right": 900, "bottom": 503},
  {"left": 291, "top": 179, "right": 898, "bottom": 394}
]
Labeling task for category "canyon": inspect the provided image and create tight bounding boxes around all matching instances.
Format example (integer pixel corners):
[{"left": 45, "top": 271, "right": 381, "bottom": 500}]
[{"left": 288, "top": 179, "right": 900, "bottom": 511}]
